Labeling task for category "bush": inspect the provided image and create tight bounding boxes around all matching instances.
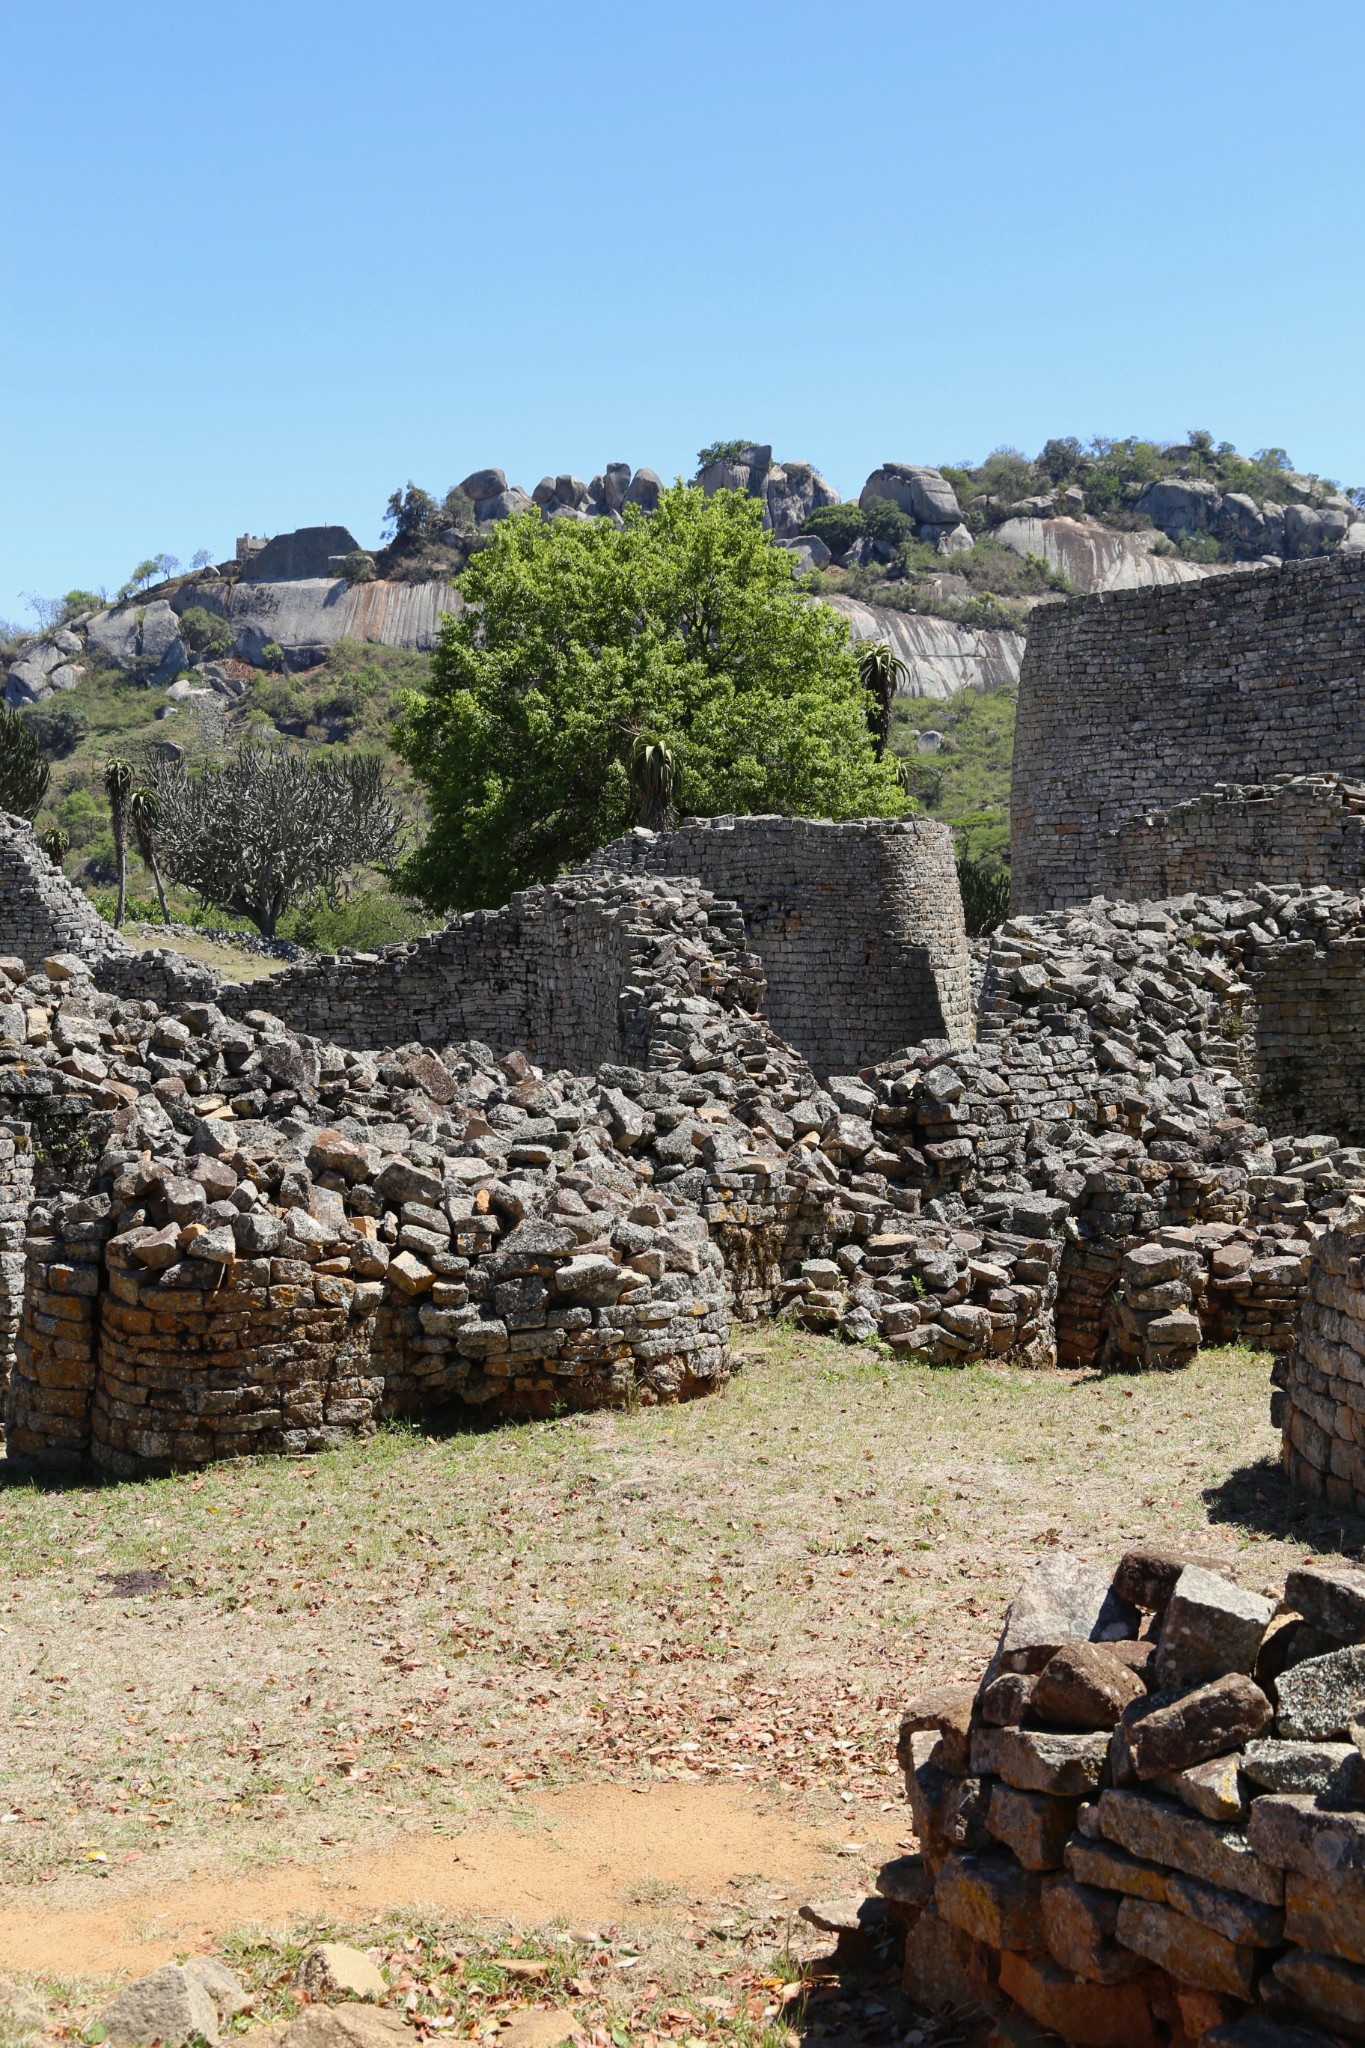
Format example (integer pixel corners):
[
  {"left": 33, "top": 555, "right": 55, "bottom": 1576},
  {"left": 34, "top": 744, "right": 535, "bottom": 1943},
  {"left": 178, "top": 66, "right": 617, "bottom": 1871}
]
[
  {"left": 801, "top": 503, "right": 867, "bottom": 555},
  {"left": 864, "top": 499, "right": 914, "bottom": 546},
  {"left": 340, "top": 551, "right": 377, "bottom": 583},
  {"left": 279, "top": 889, "right": 429, "bottom": 952},
  {"left": 0, "top": 708, "right": 49, "bottom": 818},
  {"left": 180, "top": 605, "right": 232, "bottom": 658},
  {"left": 259, "top": 641, "right": 285, "bottom": 672},
  {"left": 957, "top": 854, "right": 1011, "bottom": 936},
  {"left": 23, "top": 699, "right": 88, "bottom": 760}
]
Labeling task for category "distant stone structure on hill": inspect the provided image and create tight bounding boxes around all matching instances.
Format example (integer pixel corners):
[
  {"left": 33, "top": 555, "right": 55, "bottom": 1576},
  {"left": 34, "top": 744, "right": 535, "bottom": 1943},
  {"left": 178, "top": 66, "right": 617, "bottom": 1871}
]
[{"left": 1011, "top": 550, "right": 1365, "bottom": 910}]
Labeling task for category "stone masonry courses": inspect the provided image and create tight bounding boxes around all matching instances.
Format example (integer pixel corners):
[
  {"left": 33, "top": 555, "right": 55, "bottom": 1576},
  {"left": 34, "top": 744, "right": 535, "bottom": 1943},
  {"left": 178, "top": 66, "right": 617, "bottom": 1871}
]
[
  {"left": 884, "top": 1545, "right": 1365, "bottom": 2045},
  {"left": 4, "top": 808, "right": 1365, "bottom": 1475},
  {"left": 1011, "top": 550, "right": 1365, "bottom": 913}
]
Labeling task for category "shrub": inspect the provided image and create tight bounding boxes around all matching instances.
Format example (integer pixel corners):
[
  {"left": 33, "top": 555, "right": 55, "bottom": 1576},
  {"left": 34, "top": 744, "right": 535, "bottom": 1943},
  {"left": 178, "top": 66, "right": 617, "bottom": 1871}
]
[
  {"left": 279, "top": 888, "right": 428, "bottom": 952},
  {"left": 340, "top": 551, "right": 377, "bottom": 583},
  {"left": 23, "top": 699, "right": 88, "bottom": 759},
  {"left": 180, "top": 605, "right": 232, "bottom": 658},
  {"left": 957, "top": 854, "right": 1011, "bottom": 935},
  {"left": 801, "top": 503, "right": 867, "bottom": 555},
  {"left": 259, "top": 641, "right": 285, "bottom": 672},
  {"left": 0, "top": 708, "right": 49, "bottom": 818},
  {"left": 864, "top": 499, "right": 914, "bottom": 546}
]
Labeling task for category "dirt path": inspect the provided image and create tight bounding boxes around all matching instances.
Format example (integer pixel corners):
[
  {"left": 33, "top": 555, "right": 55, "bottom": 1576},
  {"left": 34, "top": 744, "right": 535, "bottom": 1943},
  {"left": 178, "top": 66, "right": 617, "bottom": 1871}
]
[{"left": 0, "top": 1782, "right": 902, "bottom": 1977}]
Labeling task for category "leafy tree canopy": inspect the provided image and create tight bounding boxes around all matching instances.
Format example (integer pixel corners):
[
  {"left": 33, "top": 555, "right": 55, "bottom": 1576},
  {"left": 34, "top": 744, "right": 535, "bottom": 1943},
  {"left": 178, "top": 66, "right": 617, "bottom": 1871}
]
[{"left": 396, "top": 484, "right": 907, "bottom": 912}]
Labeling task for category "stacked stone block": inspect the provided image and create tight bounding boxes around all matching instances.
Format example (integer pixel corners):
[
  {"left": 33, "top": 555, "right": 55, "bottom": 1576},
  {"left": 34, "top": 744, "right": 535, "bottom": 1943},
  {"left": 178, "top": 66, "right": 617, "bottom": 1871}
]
[
  {"left": 1097, "top": 774, "right": 1365, "bottom": 908},
  {"left": 598, "top": 814, "right": 973, "bottom": 1076},
  {"left": 890, "top": 1549, "right": 1365, "bottom": 2043},
  {"left": 1012, "top": 550, "right": 1365, "bottom": 913},
  {"left": 1277, "top": 1204, "right": 1365, "bottom": 1514}
]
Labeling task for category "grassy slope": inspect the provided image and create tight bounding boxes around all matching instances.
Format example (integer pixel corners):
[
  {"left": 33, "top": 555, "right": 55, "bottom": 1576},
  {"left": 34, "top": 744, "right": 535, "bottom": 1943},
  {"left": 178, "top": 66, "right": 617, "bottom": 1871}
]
[
  {"left": 33, "top": 639, "right": 435, "bottom": 948},
  {"left": 891, "top": 687, "right": 1015, "bottom": 871}
]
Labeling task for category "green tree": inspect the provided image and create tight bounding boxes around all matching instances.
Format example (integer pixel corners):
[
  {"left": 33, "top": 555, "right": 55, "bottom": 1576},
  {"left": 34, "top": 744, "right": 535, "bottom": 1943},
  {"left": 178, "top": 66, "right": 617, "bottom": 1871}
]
[
  {"left": 180, "top": 605, "right": 232, "bottom": 659},
  {"left": 857, "top": 643, "right": 908, "bottom": 761},
  {"left": 395, "top": 484, "right": 906, "bottom": 912},
  {"left": 0, "top": 709, "right": 50, "bottom": 818},
  {"left": 151, "top": 744, "right": 403, "bottom": 936},
  {"left": 38, "top": 826, "right": 70, "bottom": 868},
  {"left": 103, "top": 757, "right": 134, "bottom": 927}
]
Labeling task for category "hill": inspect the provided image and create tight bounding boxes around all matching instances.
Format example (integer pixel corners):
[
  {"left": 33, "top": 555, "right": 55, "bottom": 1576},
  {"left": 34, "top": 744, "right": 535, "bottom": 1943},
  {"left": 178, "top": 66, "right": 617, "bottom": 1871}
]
[{"left": 2, "top": 430, "right": 1358, "bottom": 929}]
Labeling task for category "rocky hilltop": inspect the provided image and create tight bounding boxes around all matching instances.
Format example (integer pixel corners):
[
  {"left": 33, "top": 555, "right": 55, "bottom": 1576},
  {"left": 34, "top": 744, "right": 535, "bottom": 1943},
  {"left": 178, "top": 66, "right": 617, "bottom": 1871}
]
[{"left": 8, "top": 434, "right": 1361, "bottom": 722}]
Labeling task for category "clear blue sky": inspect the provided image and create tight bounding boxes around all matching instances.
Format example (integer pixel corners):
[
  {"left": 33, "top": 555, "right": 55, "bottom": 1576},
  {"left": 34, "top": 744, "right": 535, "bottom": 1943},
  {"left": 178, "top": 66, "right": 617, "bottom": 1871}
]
[{"left": 4, "top": 0, "right": 1364, "bottom": 624}]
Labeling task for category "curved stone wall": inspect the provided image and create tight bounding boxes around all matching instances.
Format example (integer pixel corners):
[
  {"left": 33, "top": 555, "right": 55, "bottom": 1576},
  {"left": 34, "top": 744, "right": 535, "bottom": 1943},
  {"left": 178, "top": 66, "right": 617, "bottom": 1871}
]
[
  {"left": 598, "top": 815, "right": 972, "bottom": 1077},
  {"left": 1011, "top": 551, "right": 1365, "bottom": 911},
  {"left": 1090, "top": 773, "right": 1365, "bottom": 904}
]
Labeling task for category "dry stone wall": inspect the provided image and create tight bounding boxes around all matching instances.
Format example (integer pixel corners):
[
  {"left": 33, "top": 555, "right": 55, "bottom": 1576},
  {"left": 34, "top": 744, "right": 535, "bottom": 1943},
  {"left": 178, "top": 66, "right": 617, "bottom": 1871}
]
[
  {"left": 890, "top": 1548, "right": 1365, "bottom": 2045},
  {"left": 1012, "top": 552, "right": 1365, "bottom": 912},
  {"left": 598, "top": 815, "right": 973, "bottom": 1077},
  {"left": 209, "top": 868, "right": 762, "bottom": 1069},
  {"left": 1277, "top": 1203, "right": 1365, "bottom": 1515},
  {"left": 1090, "top": 774, "right": 1365, "bottom": 907}
]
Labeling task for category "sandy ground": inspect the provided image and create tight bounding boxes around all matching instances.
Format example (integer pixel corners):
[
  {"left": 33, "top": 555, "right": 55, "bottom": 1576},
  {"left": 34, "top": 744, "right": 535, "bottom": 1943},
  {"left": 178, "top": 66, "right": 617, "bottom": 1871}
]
[{"left": 0, "top": 1782, "right": 904, "bottom": 1977}]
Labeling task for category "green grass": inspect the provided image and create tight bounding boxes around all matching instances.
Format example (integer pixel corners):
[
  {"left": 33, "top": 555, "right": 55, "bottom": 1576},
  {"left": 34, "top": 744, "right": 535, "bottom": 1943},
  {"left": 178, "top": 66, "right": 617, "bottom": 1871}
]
[
  {"left": 892, "top": 688, "right": 1015, "bottom": 870},
  {"left": 24, "top": 639, "right": 438, "bottom": 946}
]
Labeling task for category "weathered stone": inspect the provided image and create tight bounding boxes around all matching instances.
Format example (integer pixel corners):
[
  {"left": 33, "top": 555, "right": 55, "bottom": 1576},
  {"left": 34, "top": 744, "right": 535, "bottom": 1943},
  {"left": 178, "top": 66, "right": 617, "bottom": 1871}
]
[
  {"left": 294, "top": 1944, "right": 388, "bottom": 2002},
  {"left": 1163, "top": 1870, "right": 1284, "bottom": 1947},
  {"left": 972, "top": 1724, "right": 1111, "bottom": 1796},
  {"left": 897, "top": 1682, "right": 976, "bottom": 1775},
  {"left": 1242, "top": 1738, "right": 1365, "bottom": 1799},
  {"left": 901, "top": 1902, "right": 1000, "bottom": 2011},
  {"left": 1113, "top": 1548, "right": 1194, "bottom": 1611},
  {"left": 1126, "top": 1672, "right": 1271, "bottom": 1779},
  {"left": 1065, "top": 1835, "right": 1170, "bottom": 1902},
  {"left": 997, "top": 1949, "right": 1161, "bottom": 2048},
  {"left": 935, "top": 1850, "right": 1045, "bottom": 1951},
  {"left": 1154, "top": 1568, "right": 1273, "bottom": 1690},
  {"left": 1097, "top": 1791, "right": 1283, "bottom": 1904},
  {"left": 1276, "top": 1645, "right": 1365, "bottom": 1740},
  {"left": 1246, "top": 1792, "right": 1365, "bottom": 1876},
  {"left": 1268, "top": 1949, "right": 1365, "bottom": 2041},
  {"left": 1283, "top": 1562, "right": 1365, "bottom": 1645},
  {"left": 987, "top": 1782, "right": 1080, "bottom": 1870},
  {"left": 1152, "top": 1751, "right": 1249, "bottom": 1824},
  {"left": 1114, "top": 1896, "right": 1256, "bottom": 1998},
  {"left": 1285, "top": 1869, "right": 1365, "bottom": 1967},
  {"left": 876, "top": 1851, "right": 934, "bottom": 1908},
  {"left": 981, "top": 1671, "right": 1037, "bottom": 1725},
  {"left": 1042, "top": 1874, "right": 1145, "bottom": 1985},
  {"left": 282, "top": 2007, "right": 408, "bottom": 2048},
  {"left": 1033, "top": 1640, "right": 1147, "bottom": 1731},
  {"left": 98, "top": 1965, "right": 221, "bottom": 2048},
  {"left": 986, "top": 1553, "right": 1139, "bottom": 1677}
]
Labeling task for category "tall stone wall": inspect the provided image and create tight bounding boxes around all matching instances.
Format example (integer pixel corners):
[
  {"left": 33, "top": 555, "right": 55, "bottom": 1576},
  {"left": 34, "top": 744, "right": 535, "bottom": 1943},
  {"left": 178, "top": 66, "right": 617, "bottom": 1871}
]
[
  {"left": 598, "top": 815, "right": 972, "bottom": 1077},
  {"left": 212, "top": 869, "right": 759, "bottom": 1067},
  {"left": 1011, "top": 551, "right": 1365, "bottom": 911},
  {"left": 1088, "top": 773, "right": 1365, "bottom": 905},
  {"left": 0, "top": 811, "right": 129, "bottom": 968}
]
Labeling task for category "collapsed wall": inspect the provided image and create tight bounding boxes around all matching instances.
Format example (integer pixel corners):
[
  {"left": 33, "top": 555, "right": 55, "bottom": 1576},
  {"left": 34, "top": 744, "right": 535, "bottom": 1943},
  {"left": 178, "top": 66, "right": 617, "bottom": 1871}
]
[
  {"left": 1012, "top": 552, "right": 1365, "bottom": 912},
  {"left": 891, "top": 1547, "right": 1365, "bottom": 2045},
  {"left": 598, "top": 815, "right": 973, "bottom": 1077}
]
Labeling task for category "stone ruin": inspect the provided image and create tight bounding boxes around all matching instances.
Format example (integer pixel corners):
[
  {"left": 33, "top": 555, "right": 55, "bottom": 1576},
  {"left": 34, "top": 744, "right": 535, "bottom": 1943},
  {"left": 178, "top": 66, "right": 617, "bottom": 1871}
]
[
  {"left": 882, "top": 1544, "right": 1365, "bottom": 2044},
  {"left": 7, "top": 798, "right": 1365, "bottom": 1496},
  {"left": 1012, "top": 551, "right": 1365, "bottom": 913}
]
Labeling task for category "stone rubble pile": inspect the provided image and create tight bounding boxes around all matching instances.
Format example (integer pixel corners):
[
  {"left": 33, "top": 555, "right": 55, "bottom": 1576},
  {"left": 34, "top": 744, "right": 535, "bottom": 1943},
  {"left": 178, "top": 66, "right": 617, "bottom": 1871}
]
[{"left": 886, "top": 1548, "right": 1365, "bottom": 2044}]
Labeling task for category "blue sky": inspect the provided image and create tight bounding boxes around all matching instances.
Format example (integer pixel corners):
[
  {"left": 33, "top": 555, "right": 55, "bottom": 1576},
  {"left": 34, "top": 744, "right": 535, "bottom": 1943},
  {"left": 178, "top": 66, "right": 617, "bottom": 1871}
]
[{"left": 3, "top": 0, "right": 1364, "bottom": 624}]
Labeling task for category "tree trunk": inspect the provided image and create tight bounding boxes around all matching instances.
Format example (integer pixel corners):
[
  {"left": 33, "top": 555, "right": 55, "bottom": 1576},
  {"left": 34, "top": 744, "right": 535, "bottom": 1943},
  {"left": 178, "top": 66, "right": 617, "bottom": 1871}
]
[
  {"left": 113, "top": 807, "right": 127, "bottom": 927},
  {"left": 148, "top": 849, "right": 170, "bottom": 924}
]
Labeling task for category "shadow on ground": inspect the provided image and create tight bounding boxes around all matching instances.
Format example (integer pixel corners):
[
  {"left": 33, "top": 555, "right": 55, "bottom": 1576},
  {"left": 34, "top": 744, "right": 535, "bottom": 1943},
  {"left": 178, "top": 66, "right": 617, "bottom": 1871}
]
[{"left": 1203, "top": 1453, "right": 1365, "bottom": 1556}]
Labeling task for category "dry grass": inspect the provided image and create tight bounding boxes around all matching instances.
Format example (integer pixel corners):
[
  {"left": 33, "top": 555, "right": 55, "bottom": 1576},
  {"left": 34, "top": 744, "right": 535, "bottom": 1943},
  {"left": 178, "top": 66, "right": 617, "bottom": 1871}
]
[
  {"left": 1, "top": 1326, "right": 1348, "bottom": 1908},
  {"left": 120, "top": 926, "right": 283, "bottom": 983}
]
